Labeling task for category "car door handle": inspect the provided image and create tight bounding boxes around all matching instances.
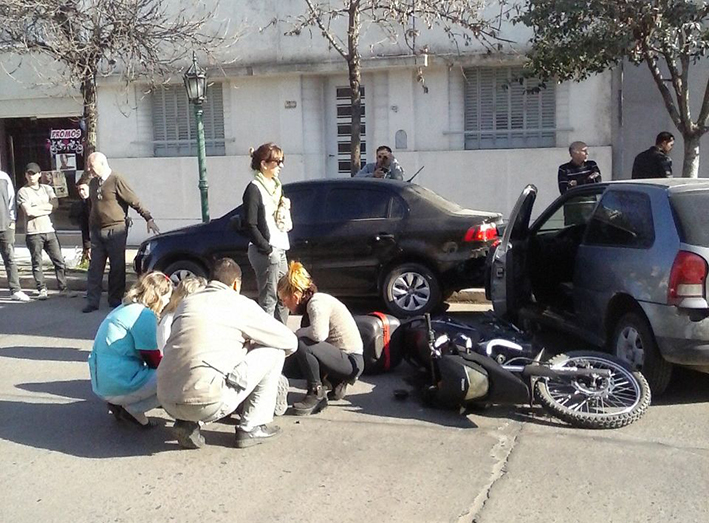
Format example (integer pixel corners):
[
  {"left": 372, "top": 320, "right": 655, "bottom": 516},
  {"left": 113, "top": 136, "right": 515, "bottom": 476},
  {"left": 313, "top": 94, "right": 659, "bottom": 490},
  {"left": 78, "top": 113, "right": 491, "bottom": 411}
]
[{"left": 374, "top": 234, "right": 395, "bottom": 242}]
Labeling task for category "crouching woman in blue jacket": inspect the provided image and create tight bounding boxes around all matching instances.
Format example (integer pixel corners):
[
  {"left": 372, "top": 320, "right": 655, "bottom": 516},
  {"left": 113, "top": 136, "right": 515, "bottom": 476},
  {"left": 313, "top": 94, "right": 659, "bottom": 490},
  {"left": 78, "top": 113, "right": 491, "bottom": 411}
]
[{"left": 88, "top": 272, "right": 173, "bottom": 428}]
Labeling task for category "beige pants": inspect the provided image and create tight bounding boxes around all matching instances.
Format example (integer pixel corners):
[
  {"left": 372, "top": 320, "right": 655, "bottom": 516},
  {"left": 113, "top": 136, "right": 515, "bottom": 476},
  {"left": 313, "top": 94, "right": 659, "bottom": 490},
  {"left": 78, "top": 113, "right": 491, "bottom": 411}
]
[{"left": 163, "top": 347, "right": 285, "bottom": 431}]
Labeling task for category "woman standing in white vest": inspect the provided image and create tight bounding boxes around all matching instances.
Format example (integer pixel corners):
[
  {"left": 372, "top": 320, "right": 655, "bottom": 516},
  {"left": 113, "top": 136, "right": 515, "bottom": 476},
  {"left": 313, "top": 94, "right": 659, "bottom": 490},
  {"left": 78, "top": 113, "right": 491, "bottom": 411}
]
[{"left": 242, "top": 143, "right": 292, "bottom": 324}]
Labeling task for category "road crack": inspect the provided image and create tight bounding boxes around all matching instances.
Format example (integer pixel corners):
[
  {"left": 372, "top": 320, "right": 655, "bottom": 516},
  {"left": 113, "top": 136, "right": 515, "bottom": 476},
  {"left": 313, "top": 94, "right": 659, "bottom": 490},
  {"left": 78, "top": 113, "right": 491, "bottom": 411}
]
[{"left": 457, "top": 420, "right": 523, "bottom": 523}]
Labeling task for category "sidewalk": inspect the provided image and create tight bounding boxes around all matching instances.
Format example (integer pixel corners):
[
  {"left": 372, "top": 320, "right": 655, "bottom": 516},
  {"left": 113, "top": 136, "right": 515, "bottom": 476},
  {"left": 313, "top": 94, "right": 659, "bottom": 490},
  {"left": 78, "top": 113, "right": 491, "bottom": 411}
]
[{"left": 4, "top": 243, "right": 488, "bottom": 303}]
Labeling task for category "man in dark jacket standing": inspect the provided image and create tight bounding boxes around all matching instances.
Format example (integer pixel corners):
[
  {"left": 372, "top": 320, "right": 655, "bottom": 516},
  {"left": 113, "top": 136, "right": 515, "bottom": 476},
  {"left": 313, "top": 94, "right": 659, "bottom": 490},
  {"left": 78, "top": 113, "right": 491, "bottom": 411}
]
[
  {"left": 82, "top": 152, "right": 160, "bottom": 313},
  {"left": 632, "top": 132, "right": 675, "bottom": 179},
  {"left": 557, "top": 141, "right": 602, "bottom": 195}
]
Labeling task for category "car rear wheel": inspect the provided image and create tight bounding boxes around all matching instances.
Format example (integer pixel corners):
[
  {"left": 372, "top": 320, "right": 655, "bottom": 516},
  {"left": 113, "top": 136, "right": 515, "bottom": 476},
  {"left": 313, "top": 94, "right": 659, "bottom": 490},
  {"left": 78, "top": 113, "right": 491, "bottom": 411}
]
[
  {"left": 611, "top": 311, "right": 673, "bottom": 396},
  {"left": 383, "top": 263, "right": 441, "bottom": 317},
  {"left": 164, "top": 260, "right": 208, "bottom": 286}
]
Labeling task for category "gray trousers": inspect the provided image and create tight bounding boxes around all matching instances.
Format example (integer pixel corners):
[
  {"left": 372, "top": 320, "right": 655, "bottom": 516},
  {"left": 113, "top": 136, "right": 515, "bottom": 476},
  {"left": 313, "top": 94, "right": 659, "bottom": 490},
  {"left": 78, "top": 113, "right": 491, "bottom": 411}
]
[
  {"left": 87, "top": 224, "right": 127, "bottom": 307},
  {"left": 0, "top": 228, "right": 21, "bottom": 294},
  {"left": 25, "top": 232, "right": 68, "bottom": 292},
  {"left": 247, "top": 244, "right": 289, "bottom": 324}
]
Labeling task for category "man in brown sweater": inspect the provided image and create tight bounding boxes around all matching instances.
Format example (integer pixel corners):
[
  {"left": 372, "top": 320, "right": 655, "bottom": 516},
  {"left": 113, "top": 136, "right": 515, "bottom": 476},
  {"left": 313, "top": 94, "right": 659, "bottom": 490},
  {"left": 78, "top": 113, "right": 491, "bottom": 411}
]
[{"left": 83, "top": 152, "right": 160, "bottom": 313}]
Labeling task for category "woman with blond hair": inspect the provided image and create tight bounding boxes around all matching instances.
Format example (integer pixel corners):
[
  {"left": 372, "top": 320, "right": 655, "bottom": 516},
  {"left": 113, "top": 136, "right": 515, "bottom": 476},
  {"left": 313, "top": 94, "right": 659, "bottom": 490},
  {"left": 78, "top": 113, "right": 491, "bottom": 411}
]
[
  {"left": 88, "top": 271, "right": 173, "bottom": 428},
  {"left": 278, "top": 261, "right": 363, "bottom": 415},
  {"left": 156, "top": 275, "right": 207, "bottom": 352},
  {"left": 242, "top": 142, "right": 291, "bottom": 324}
]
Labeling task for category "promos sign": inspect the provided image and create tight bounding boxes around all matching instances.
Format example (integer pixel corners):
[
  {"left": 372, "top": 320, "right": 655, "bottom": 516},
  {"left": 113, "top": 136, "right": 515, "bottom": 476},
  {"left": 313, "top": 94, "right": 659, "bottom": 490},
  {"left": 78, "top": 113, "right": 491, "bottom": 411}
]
[{"left": 49, "top": 128, "right": 84, "bottom": 156}]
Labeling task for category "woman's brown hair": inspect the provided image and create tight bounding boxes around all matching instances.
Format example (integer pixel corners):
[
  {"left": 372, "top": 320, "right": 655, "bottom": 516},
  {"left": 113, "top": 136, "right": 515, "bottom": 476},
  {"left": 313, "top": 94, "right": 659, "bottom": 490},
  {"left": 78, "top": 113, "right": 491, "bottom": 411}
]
[
  {"left": 122, "top": 271, "right": 173, "bottom": 317},
  {"left": 250, "top": 142, "right": 284, "bottom": 172}
]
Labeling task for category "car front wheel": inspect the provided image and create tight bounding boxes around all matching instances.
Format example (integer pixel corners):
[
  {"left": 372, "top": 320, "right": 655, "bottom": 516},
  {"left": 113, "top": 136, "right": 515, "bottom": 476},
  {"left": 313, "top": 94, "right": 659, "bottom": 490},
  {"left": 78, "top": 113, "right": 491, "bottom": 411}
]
[
  {"left": 383, "top": 263, "right": 441, "bottom": 317},
  {"left": 611, "top": 311, "right": 673, "bottom": 396},
  {"left": 163, "top": 260, "right": 208, "bottom": 286}
]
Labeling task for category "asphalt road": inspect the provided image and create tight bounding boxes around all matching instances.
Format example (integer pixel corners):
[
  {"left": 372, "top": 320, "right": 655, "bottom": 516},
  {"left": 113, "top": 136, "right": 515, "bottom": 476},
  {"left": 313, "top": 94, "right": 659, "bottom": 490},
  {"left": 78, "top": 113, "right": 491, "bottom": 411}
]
[{"left": 0, "top": 292, "right": 707, "bottom": 522}]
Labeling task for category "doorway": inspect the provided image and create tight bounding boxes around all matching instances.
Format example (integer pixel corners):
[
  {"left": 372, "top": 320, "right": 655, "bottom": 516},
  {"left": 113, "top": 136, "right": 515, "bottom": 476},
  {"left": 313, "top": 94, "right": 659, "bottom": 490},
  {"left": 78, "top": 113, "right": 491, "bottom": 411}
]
[{"left": 3, "top": 117, "right": 85, "bottom": 233}]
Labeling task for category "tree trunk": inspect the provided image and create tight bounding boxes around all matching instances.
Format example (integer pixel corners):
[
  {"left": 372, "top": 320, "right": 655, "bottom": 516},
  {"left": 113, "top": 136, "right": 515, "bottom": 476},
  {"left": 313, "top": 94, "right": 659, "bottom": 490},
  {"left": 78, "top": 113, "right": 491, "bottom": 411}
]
[
  {"left": 681, "top": 132, "right": 701, "bottom": 178},
  {"left": 81, "top": 74, "right": 98, "bottom": 158},
  {"left": 348, "top": 1, "right": 362, "bottom": 176},
  {"left": 348, "top": 59, "right": 362, "bottom": 176}
]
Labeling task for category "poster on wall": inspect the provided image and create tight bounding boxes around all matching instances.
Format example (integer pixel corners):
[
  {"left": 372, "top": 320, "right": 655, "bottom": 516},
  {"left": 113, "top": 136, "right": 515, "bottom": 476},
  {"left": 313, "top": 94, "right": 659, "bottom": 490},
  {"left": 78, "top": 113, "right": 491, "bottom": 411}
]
[
  {"left": 55, "top": 153, "right": 77, "bottom": 171},
  {"left": 43, "top": 170, "right": 69, "bottom": 198}
]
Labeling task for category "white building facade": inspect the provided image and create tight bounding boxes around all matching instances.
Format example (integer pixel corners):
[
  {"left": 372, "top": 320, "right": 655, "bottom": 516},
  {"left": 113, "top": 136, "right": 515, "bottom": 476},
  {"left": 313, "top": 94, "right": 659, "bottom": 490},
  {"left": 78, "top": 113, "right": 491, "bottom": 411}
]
[{"left": 0, "top": 1, "right": 614, "bottom": 244}]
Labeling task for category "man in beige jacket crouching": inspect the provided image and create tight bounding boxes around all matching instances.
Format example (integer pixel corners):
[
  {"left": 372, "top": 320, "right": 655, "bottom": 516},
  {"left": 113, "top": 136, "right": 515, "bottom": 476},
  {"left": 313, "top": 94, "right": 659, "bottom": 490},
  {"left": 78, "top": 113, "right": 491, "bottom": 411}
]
[{"left": 158, "top": 257, "right": 297, "bottom": 449}]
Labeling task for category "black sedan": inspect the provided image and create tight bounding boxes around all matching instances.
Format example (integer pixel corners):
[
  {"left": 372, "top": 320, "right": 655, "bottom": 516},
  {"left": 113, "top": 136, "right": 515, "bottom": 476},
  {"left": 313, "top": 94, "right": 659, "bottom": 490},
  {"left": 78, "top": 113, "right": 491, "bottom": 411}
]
[{"left": 134, "top": 178, "right": 502, "bottom": 316}]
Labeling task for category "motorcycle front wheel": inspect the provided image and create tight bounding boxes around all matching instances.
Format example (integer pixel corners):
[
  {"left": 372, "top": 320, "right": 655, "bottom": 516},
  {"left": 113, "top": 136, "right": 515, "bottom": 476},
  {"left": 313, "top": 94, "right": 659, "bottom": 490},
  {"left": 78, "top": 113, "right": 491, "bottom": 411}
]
[{"left": 534, "top": 351, "right": 651, "bottom": 429}]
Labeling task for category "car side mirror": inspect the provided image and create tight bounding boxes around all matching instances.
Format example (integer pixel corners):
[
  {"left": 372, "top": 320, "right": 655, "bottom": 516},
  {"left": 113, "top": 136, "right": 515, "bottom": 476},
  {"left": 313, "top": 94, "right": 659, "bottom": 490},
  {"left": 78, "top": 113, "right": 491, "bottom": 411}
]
[{"left": 229, "top": 215, "right": 243, "bottom": 231}]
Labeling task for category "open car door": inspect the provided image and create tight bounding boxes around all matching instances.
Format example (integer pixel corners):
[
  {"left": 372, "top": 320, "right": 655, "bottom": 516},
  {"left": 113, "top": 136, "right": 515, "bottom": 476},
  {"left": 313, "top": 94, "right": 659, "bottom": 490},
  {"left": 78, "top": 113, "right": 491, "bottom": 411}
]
[{"left": 490, "top": 184, "right": 537, "bottom": 320}]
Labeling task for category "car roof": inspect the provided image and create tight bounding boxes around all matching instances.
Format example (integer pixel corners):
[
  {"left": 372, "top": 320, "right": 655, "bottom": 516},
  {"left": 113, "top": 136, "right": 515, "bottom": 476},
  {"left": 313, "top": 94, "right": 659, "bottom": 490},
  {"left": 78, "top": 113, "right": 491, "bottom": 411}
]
[
  {"left": 285, "top": 177, "right": 410, "bottom": 189},
  {"left": 607, "top": 178, "right": 709, "bottom": 192}
]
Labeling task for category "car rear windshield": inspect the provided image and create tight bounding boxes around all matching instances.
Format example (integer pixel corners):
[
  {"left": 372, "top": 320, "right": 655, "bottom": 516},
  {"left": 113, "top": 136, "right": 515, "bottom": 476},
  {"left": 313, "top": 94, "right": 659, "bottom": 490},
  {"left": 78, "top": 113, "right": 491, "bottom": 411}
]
[
  {"left": 670, "top": 191, "right": 709, "bottom": 247},
  {"left": 408, "top": 185, "right": 463, "bottom": 212}
]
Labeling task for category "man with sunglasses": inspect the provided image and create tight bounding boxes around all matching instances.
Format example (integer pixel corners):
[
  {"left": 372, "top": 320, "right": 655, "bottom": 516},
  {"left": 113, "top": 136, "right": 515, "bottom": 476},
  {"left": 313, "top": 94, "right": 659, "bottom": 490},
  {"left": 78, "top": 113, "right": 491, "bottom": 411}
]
[
  {"left": 354, "top": 145, "right": 404, "bottom": 181},
  {"left": 82, "top": 152, "right": 160, "bottom": 313}
]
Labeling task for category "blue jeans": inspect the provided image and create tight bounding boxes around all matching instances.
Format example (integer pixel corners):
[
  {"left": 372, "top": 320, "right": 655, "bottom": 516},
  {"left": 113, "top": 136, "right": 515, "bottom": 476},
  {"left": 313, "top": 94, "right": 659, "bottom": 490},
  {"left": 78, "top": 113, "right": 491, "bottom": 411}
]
[
  {"left": 25, "top": 232, "right": 68, "bottom": 291},
  {"left": 0, "top": 228, "right": 21, "bottom": 293},
  {"left": 247, "top": 244, "right": 289, "bottom": 324}
]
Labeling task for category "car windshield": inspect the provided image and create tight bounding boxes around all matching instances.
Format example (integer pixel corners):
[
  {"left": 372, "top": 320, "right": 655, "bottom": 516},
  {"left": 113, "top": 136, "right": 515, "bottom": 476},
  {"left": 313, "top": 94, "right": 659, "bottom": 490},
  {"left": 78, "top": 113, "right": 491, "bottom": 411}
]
[{"left": 670, "top": 191, "right": 709, "bottom": 247}]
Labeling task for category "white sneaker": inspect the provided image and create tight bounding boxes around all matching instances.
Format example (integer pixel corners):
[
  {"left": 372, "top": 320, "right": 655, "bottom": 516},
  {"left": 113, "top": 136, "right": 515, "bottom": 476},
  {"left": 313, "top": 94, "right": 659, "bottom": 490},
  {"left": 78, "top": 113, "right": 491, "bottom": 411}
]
[
  {"left": 274, "top": 374, "right": 289, "bottom": 416},
  {"left": 11, "top": 291, "right": 31, "bottom": 302},
  {"left": 37, "top": 289, "right": 49, "bottom": 300}
]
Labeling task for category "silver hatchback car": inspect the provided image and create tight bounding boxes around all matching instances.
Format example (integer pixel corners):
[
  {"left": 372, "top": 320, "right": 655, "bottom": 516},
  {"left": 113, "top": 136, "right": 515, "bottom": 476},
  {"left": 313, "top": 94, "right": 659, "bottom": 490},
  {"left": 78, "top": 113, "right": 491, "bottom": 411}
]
[{"left": 489, "top": 179, "right": 709, "bottom": 394}]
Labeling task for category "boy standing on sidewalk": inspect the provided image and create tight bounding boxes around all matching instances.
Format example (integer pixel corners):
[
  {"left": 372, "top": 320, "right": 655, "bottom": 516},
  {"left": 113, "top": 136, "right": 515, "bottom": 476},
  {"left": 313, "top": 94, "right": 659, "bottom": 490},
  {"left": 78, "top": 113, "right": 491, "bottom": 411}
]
[
  {"left": 16, "top": 163, "right": 76, "bottom": 299},
  {"left": 0, "top": 167, "right": 30, "bottom": 302}
]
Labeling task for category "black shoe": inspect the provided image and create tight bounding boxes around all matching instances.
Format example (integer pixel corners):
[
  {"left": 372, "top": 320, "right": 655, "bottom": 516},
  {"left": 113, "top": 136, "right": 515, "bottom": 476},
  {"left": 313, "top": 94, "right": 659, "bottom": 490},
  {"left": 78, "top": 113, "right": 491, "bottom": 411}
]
[
  {"left": 235, "top": 424, "right": 282, "bottom": 448},
  {"left": 293, "top": 385, "right": 328, "bottom": 416},
  {"left": 172, "top": 420, "right": 205, "bottom": 449},
  {"left": 82, "top": 304, "right": 99, "bottom": 313},
  {"left": 107, "top": 403, "right": 154, "bottom": 429},
  {"left": 327, "top": 381, "right": 349, "bottom": 401}
]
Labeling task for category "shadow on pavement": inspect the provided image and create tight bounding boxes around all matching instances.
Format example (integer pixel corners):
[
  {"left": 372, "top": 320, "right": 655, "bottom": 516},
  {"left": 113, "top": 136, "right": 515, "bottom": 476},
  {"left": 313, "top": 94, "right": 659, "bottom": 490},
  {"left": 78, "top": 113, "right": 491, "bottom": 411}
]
[
  {"left": 342, "top": 372, "right": 478, "bottom": 429},
  {"left": 16, "top": 379, "right": 93, "bottom": 401},
  {"left": 1, "top": 346, "right": 89, "bottom": 363},
  {"left": 654, "top": 367, "right": 709, "bottom": 406}
]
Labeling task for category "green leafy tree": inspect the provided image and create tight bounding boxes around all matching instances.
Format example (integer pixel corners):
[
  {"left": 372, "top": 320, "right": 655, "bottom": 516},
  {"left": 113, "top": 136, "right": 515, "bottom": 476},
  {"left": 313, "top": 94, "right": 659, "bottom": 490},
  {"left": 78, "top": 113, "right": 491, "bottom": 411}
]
[{"left": 519, "top": 0, "right": 709, "bottom": 178}]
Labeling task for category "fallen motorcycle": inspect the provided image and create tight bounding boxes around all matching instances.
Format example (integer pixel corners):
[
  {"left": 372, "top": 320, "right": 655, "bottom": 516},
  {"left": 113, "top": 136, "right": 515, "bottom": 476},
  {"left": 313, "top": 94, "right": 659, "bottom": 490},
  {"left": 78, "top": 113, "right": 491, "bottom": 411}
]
[{"left": 405, "top": 313, "right": 650, "bottom": 429}]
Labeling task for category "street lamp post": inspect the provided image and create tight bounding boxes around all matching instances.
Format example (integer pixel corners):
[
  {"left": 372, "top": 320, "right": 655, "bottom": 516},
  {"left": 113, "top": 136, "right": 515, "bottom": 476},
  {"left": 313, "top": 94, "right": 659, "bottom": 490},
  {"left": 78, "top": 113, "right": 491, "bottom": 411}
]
[{"left": 183, "top": 52, "right": 210, "bottom": 223}]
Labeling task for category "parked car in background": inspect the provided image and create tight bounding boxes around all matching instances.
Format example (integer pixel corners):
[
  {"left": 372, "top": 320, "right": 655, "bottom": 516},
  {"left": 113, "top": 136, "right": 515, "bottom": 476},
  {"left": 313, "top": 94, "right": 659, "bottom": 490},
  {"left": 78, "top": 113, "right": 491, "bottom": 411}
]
[
  {"left": 488, "top": 180, "right": 709, "bottom": 394},
  {"left": 135, "top": 178, "right": 502, "bottom": 316}
]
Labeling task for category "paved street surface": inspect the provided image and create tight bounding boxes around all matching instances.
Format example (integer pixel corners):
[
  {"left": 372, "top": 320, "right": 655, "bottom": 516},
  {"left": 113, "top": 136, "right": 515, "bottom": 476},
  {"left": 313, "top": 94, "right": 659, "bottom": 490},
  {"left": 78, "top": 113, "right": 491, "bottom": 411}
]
[{"left": 1, "top": 291, "right": 708, "bottom": 522}]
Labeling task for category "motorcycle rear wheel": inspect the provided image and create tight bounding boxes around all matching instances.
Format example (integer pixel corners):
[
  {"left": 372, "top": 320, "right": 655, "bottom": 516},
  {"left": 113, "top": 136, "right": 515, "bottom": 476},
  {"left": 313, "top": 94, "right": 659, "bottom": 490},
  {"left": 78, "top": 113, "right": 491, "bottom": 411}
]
[{"left": 534, "top": 351, "right": 651, "bottom": 429}]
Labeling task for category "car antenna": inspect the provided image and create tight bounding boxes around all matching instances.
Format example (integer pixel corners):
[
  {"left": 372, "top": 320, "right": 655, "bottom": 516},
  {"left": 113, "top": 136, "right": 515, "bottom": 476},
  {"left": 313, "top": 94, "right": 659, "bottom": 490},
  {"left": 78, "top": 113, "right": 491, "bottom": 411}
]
[{"left": 406, "top": 166, "right": 425, "bottom": 183}]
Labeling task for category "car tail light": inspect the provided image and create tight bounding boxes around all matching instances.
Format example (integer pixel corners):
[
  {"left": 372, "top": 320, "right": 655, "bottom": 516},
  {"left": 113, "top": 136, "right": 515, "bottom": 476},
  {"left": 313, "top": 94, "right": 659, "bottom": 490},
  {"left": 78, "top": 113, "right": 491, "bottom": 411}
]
[
  {"left": 464, "top": 223, "right": 498, "bottom": 243},
  {"left": 668, "top": 251, "right": 707, "bottom": 305}
]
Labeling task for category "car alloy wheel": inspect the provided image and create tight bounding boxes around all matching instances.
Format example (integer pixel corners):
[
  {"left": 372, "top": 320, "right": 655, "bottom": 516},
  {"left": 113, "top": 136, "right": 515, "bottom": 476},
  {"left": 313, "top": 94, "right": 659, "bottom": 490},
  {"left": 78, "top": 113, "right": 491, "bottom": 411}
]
[
  {"left": 383, "top": 262, "right": 442, "bottom": 317},
  {"left": 392, "top": 271, "right": 431, "bottom": 312},
  {"left": 164, "top": 260, "right": 208, "bottom": 286}
]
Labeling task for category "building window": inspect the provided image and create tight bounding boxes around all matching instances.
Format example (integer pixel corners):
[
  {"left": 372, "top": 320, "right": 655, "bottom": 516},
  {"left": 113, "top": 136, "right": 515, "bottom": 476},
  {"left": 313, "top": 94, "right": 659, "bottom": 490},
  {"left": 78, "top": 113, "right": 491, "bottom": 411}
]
[
  {"left": 463, "top": 67, "right": 555, "bottom": 150},
  {"left": 151, "top": 84, "right": 226, "bottom": 157},
  {"left": 336, "top": 86, "right": 366, "bottom": 175}
]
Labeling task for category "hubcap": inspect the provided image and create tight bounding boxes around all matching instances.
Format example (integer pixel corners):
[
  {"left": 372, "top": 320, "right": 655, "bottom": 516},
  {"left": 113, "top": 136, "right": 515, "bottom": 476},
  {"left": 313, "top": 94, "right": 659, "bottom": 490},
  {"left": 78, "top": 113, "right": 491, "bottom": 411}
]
[
  {"left": 391, "top": 271, "right": 431, "bottom": 312},
  {"left": 169, "top": 269, "right": 195, "bottom": 286},
  {"left": 615, "top": 326, "right": 645, "bottom": 369}
]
